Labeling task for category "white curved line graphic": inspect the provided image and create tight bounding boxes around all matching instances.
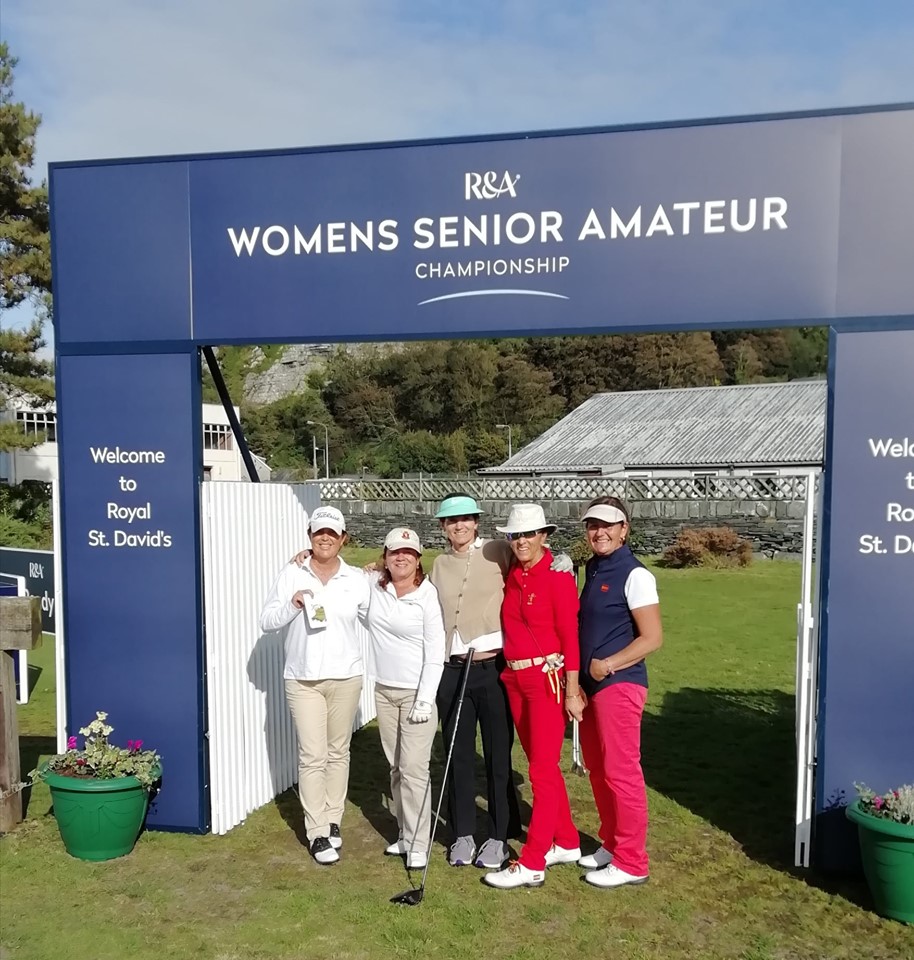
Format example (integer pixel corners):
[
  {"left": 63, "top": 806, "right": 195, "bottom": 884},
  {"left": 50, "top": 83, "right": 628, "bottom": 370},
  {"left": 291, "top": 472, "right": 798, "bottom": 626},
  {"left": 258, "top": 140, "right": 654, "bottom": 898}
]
[{"left": 418, "top": 289, "right": 570, "bottom": 306}]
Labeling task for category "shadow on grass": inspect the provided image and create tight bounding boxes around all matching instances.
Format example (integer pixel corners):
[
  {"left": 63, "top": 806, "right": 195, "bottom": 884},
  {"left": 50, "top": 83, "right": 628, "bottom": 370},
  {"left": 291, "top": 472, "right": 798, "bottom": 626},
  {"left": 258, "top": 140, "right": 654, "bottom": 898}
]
[
  {"left": 642, "top": 687, "right": 873, "bottom": 909},
  {"left": 26, "top": 663, "right": 43, "bottom": 698},
  {"left": 18, "top": 734, "right": 55, "bottom": 818},
  {"left": 275, "top": 719, "right": 536, "bottom": 856}
]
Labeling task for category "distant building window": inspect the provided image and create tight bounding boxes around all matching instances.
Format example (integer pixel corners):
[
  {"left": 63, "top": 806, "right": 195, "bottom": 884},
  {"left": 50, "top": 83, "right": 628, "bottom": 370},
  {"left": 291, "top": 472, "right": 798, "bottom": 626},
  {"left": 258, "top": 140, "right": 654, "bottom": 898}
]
[
  {"left": 203, "top": 423, "right": 233, "bottom": 450},
  {"left": 16, "top": 410, "right": 56, "bottom": 441}
]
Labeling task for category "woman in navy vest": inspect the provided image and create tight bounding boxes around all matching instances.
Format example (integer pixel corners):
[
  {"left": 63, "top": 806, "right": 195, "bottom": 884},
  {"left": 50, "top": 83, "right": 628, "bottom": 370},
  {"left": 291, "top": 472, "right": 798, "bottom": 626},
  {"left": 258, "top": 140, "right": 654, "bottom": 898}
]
[{"left": 576, "top": 496, "right": 663, "bottom": 888}]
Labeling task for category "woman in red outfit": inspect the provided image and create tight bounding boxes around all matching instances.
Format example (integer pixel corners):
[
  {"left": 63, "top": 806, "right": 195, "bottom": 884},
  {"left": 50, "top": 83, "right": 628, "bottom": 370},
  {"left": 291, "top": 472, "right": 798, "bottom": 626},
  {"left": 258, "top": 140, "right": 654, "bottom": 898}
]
[{"left": 483, "top": 503, "right": 583, "bottom": 889}]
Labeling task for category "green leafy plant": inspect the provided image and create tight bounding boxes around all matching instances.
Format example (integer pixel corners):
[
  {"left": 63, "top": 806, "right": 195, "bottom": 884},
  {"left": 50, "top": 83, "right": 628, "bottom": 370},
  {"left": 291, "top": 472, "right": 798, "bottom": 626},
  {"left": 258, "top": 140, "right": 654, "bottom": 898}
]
[
  {"left": 30, "top": 711, "right": 161, "bottom": 788},
  {"left": 854, "top": 783, "right": 914, "bottom": 824}
]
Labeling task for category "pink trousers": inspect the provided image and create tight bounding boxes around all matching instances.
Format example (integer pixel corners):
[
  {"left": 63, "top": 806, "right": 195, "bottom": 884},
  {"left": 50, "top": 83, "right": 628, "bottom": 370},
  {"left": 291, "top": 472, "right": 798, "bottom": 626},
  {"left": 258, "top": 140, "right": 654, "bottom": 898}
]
[
  {"left": 579, "top": 682, "right": 650, "bottom": 876},
  {"left": 503, "top": 667, "right": 579, "bottom": 871}
]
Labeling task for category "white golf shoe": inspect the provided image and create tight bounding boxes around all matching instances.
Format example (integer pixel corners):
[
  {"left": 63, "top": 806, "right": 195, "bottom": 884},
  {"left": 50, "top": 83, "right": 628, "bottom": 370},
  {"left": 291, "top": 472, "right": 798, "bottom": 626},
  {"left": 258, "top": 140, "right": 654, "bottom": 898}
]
[
  {"left": 384, "top": 839, "right": 407, "bottom": 856},
  {"left": 544, "top": 843, "right": 582, "bottom": 867},
  {"left": 483, "top": 861, "right": 545, "bottom": 889},
  {"left": 309, "top": 836, "right": 339, "bottom": 865},
  {"left": 584, "top": 863, "right": 648, "bottom": 888},
  {"left": 406, "top": 850, "right": 428, "bottom": 870},
  {"left": 577, "top": 845, "right": 613, "bottom": 869},
  {"left": 329, "top": 823, "right": 342, "bottom": 850}
]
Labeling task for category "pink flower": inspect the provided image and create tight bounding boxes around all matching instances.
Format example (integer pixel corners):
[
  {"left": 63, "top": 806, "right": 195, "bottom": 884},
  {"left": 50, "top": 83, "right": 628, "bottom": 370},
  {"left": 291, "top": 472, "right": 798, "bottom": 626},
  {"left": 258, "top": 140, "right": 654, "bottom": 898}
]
[
  {"left": 76, "top": 758, "right": 86, "bottom": 766},
  {"left": 874, "top": 796, "right": 884, "bottom": 809},
  {"left": 67, "top": 736, "right": 77, "bottom": 750},
  {"left": 127, "top": 739, "right": 143, "bottom": 753}
]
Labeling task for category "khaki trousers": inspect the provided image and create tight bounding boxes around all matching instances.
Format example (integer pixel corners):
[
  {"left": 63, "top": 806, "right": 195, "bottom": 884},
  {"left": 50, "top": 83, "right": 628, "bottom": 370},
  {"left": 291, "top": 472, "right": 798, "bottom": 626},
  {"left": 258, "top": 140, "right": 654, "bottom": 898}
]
[
  {"left": 375, "top": 683, "right": 438, "bottom": 856},
  {"left": 285, "top": 676, "right": 363, "bottom": 842}
]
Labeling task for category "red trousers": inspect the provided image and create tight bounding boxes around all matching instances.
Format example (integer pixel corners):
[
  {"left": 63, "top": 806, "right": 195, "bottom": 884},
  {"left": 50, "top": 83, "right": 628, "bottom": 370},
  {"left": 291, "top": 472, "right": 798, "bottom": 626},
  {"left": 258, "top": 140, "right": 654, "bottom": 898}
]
[
  {"left": 502, "top": 666, "right": 579, "bottom": 871},
  {"left": 579, "top": 682, "right": 650, "bottom": 876}
]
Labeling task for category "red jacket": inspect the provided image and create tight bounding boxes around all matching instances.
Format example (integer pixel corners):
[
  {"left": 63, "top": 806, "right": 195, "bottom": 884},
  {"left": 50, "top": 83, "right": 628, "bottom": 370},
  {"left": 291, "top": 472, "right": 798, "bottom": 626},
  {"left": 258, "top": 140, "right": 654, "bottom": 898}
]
[{"left": 501, "top": 549, "right": 580, "bottom": 670}]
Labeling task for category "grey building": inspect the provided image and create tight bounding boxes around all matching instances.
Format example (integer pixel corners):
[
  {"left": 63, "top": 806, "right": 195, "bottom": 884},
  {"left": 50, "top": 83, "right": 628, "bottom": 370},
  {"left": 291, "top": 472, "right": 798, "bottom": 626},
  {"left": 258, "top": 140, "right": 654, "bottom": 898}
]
[{"left": 481, "top": 380, "right": 827, "bottom": 478}]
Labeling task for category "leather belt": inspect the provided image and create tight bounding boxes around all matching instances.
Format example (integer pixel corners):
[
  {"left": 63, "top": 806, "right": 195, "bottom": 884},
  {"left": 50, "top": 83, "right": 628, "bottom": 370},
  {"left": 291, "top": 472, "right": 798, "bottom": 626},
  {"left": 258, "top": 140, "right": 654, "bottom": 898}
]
[
  {"left": 505, "top": 654, "right": 560, "bottom": 671},
  {"left": 448, "top": 653, "right": 500, "bottom": 666}
]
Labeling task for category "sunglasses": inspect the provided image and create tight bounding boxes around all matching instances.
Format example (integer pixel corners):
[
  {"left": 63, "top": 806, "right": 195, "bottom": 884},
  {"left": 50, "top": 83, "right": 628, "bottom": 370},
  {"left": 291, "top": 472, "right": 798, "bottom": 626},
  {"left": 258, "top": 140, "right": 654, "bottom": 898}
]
[{"left": 505, "top": 529, "right": 545, "bottom": 541}]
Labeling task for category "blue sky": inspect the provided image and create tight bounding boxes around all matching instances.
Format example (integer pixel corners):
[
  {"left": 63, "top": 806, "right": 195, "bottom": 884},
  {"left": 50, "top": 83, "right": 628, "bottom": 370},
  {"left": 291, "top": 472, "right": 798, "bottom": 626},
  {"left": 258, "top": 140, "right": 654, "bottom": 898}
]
[
  {"left": 3, "top": 0, "right": 914, "bottom": 338},
  {"left": 6, "top": 0, "right": 914, "bottom": 172}
]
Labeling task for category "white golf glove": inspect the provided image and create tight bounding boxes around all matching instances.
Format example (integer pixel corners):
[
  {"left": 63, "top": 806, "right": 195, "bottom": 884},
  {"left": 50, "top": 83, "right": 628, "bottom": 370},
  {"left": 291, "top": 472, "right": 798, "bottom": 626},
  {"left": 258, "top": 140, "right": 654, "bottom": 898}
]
[
  {"left": 550, "top": 552, "right": 574, "bottom": 574},
  {"left": 408, "top": 700, "right": 433, "bottom": 724}
]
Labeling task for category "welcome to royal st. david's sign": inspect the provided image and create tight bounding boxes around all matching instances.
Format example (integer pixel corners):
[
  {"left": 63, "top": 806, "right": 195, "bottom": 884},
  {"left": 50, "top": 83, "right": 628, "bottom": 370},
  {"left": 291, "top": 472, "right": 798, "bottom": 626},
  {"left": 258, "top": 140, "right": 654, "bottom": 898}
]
[{"left": 50, "top": 106, "right": 914, "bottom": 348}]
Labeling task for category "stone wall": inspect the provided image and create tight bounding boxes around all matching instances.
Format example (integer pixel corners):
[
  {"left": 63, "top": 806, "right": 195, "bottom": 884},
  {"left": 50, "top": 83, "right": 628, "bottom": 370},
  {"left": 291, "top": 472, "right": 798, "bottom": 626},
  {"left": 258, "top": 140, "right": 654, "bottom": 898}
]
[{"left": 324, "top": 498, "right": 808, "bottom": 556}]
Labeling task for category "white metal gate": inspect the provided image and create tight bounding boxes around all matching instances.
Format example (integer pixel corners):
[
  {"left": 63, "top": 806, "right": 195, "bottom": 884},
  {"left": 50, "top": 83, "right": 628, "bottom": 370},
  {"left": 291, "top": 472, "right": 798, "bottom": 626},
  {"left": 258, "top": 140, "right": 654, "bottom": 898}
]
[
  {"left": 200, "top": 481, "right": 376, "bottom": 835},
  {"left": 794, "top": 469, "right": 823, "bottom": 867}
]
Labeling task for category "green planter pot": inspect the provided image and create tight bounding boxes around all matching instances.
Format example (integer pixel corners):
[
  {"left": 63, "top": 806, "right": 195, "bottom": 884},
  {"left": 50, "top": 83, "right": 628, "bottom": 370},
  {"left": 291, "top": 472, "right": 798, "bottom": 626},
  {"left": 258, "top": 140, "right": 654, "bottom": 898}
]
[
  {"left": 42, "top": 764, "right": 161, "bottom": 862},
  {"left": 846, "top": 800, "right": 914, "bottom": 924}
]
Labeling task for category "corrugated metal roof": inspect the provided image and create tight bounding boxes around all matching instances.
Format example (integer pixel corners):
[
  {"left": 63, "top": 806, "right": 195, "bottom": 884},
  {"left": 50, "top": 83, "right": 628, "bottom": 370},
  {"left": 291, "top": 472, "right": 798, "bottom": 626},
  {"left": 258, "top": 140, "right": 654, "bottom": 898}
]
[{"left": 486, "top": 381, "right": 827, "bottom": 472}]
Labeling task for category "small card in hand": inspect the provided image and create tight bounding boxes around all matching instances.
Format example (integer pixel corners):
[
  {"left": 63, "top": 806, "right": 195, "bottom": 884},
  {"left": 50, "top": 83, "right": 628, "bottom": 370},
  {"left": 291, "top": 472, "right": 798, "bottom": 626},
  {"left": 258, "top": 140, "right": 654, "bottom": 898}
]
[{"left": 304, "top": 597, "right": 328, "bottom": 630}]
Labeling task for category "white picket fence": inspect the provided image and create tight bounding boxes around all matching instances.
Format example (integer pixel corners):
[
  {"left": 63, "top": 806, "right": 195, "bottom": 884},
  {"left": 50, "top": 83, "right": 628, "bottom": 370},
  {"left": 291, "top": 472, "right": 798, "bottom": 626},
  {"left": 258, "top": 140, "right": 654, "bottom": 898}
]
[
  {"left": 309, "top": 473, "right": 813, "bottom": 503},
  {"left": 200, "top": 481, "right": 377, "bottom": 835}
]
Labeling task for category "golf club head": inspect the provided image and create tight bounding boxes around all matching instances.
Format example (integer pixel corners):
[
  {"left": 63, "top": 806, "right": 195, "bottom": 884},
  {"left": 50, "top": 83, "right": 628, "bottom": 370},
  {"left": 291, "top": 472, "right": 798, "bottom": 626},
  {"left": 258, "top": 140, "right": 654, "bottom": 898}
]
[{"left": 390, "top": 887, "right": 424, "bottom": 906}]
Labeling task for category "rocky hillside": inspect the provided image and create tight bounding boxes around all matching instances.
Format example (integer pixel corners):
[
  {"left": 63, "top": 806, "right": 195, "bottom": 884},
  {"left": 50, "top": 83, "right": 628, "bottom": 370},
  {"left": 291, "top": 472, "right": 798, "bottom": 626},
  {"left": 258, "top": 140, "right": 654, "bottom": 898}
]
[{"left": 243, "top": 344, "right": 337, "bottom": 405}]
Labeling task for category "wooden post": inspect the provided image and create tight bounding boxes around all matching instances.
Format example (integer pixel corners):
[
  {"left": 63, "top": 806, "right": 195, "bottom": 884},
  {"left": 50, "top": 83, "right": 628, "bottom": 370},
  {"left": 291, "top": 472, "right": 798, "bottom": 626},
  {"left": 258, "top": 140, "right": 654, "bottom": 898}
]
[{"left": 0, "top": 596, "right": 43, "bottom": 833}]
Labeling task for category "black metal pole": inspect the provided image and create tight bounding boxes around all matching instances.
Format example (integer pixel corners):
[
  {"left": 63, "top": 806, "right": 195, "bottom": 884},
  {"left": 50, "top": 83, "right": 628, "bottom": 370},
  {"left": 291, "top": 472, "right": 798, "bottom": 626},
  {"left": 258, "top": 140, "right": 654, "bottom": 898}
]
[{"left": 201, "top": 346, "right": 260, "bottom": 483}]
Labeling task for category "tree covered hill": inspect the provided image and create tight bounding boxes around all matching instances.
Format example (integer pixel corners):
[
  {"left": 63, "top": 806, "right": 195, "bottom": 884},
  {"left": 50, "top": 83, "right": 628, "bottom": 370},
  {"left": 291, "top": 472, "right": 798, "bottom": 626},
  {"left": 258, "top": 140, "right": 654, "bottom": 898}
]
[{"left": 214, "top": 328, "right": 828, "bottom": 478}]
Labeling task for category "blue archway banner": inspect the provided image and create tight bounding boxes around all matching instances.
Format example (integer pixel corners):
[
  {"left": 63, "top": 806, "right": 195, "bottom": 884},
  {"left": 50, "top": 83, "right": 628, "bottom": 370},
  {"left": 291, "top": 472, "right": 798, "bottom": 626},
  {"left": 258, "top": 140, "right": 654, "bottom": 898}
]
[
  {"left": 47, "top": 106, "right": 914, "bottom": 850},
  {"left": 51, "top": 107, "right": 914, "bottom": 348}
]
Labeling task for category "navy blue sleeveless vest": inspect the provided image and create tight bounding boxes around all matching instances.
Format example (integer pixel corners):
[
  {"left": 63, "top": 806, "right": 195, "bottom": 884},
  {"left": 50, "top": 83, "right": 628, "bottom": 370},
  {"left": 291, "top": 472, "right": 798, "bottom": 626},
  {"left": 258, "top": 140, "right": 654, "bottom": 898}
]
[{"left": 578, "top": 544, "right": 649, "bottom": 697}]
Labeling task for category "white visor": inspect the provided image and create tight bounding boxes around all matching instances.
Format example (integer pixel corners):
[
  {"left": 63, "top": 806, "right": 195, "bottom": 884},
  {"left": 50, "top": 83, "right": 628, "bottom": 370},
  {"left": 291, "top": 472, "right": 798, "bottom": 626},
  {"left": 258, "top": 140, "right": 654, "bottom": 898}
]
[{"left": 581, "top": 504, "right": 627, "bottom": 524}]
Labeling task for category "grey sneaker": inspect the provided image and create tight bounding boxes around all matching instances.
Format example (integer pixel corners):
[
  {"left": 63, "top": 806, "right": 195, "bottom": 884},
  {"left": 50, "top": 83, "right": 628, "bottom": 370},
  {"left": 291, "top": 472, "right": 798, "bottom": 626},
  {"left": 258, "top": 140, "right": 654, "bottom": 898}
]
[
  {"left": 448, "top": 835, "right": 476, "bottom": 866},
  {"left": 474, "top": 838, "right": 508, "bottom": 869}
]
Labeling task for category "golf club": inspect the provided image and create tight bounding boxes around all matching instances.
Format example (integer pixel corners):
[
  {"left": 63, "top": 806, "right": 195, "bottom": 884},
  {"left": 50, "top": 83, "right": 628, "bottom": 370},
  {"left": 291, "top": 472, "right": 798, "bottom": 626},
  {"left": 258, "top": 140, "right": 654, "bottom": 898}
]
[
  {"left": 571, "top": 718, "right": 588, "bottom": 776},
  {"left": 390, "top": 650, "right": 475, "bottom": 906}
]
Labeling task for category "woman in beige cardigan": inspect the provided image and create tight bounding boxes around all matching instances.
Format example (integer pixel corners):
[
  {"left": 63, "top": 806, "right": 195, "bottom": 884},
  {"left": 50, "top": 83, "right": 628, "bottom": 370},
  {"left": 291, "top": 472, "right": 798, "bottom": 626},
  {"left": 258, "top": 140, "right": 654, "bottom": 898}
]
[{"left": 429, "top": 493, "right": 523, "bottom": 870}]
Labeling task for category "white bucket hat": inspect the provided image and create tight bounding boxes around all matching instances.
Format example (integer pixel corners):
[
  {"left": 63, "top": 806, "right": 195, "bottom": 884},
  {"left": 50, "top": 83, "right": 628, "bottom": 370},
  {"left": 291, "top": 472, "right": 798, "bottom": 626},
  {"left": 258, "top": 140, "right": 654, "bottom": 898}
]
[
  {"left": 384, "top": 527, "right": 423, "bottom": 555},
  {"left": 495, "top": 503, "right": 557, "bottom": 536}
]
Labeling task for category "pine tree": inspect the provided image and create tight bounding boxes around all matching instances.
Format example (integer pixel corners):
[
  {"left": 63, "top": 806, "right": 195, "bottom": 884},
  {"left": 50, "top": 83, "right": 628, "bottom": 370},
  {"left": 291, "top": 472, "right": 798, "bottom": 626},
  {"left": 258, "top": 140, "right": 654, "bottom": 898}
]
[{"left": 0, "top": 42, "right": 53, "bottom": 451}]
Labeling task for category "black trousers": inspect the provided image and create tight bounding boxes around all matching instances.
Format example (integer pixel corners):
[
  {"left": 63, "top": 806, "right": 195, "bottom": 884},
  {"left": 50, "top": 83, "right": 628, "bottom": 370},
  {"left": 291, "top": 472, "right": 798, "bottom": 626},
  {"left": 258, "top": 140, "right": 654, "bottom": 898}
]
[{"left": 436, "top": 655, "right": 523, "bottom": 842}]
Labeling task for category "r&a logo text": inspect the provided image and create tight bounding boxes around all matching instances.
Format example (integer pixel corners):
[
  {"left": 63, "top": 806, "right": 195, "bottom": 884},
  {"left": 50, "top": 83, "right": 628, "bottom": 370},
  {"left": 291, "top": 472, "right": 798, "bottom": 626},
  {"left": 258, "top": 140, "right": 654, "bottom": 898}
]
[{"left": 465, "top": 171, "right": 520, "bottom": 200}]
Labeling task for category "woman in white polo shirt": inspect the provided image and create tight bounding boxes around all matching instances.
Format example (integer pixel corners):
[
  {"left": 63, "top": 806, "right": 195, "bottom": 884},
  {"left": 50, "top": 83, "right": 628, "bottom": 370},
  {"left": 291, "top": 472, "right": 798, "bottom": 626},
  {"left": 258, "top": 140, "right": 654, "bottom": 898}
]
[
  {"left": 367, "top": 527, "right": 446, "bottom": 871},
  {"left": 259, "top": 506, "right": 370, "bottom": 866}
]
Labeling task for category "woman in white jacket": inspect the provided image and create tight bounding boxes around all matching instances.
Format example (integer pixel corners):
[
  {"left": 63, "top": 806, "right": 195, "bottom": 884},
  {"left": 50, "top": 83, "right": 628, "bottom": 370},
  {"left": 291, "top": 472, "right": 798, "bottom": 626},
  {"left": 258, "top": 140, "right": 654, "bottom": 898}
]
[
  {"left": 260, "top": 506, "right": 370, "bottom": 866},
  {"left": 367, "top": 528, "right": 446, "bottom": 870}
]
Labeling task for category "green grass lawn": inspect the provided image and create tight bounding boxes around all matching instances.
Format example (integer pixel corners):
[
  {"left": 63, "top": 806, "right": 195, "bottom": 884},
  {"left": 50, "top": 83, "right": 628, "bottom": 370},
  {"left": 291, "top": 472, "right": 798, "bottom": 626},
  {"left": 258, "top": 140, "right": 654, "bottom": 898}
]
[{"left": 3, "top": 560, "right": 912, "bottom": 960}]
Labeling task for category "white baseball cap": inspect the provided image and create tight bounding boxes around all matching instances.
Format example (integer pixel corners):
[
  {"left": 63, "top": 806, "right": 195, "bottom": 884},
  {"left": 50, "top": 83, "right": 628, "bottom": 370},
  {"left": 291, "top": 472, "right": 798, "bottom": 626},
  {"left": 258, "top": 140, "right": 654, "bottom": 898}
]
[
  {"left": 383, "top": 527, "right": 423, "bottom": 555},
  {"left": 309, "top": 506, "right": 346, "bottom": 535}
]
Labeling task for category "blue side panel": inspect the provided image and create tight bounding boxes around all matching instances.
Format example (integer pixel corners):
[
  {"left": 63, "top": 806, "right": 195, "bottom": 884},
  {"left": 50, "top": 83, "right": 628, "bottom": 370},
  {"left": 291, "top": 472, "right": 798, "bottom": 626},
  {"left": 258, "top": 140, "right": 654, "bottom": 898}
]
[
  {"left": 51, "top": 162, "right": 192, "bottom": 345},
  {"left": 836, "top": 112, "right": 914, "bottom": 318},
  {"left": 815, "top": 325, "right": 914, "bottom": 870},
  {"left": 56, "top": 351, "right": 207, "bottom": 831}
]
